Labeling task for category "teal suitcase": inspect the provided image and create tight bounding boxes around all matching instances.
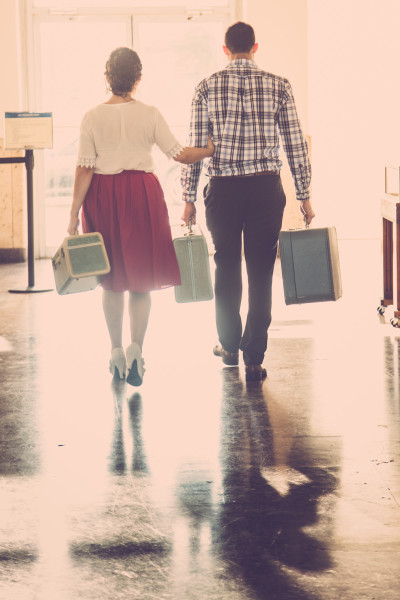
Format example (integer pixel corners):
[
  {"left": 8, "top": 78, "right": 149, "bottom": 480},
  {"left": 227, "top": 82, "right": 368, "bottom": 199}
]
[
  {"left": 279, "top": 226, "right": 342, "bottom": 305},
  {"left": 172, "top": 223, "right": 213, "bottom": 303},
  {"left": 52, "top": 233, "right": 110, "bottom": 295}
]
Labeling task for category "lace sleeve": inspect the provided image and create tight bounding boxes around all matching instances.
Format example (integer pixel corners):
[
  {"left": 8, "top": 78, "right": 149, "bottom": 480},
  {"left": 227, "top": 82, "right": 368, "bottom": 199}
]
[
  {"left": 77, "top": 111, "right": 96, "bottom": 169},
  {"left": 76, "top": 157, "right": 96, "bottom": 168},
  {"left": 165, "top": 143, "right": 184, "bottom": 160}
]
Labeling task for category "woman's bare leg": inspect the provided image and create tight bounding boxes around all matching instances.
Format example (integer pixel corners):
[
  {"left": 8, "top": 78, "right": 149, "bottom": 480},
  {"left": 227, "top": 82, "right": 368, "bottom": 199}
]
[
  {"left": 102, "top": 289, "right": 125, "bottom": 349},
  {"left": 128, "top": 292, "right": 151, "bottom": 351}
]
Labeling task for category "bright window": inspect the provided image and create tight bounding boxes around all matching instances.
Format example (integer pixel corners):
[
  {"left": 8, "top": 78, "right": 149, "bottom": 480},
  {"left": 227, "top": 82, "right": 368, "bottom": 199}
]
[
  {"left": 33, "top": 0, "right": 229, "bottom": 7},
  {"left": 31, "top": 6, "right": 233, "bottom": 256},
  {"left": 34, "top": 17, "right": 131, "bottom": 253}
]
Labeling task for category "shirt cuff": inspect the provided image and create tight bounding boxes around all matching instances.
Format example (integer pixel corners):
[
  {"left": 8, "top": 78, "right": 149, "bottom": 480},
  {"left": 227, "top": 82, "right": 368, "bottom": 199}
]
[
  {"left": 296, "top": 191, "right": 310, "bottom": 202},
  {"left": 182, "top": 193, "right": 196, "bottom": 203}
]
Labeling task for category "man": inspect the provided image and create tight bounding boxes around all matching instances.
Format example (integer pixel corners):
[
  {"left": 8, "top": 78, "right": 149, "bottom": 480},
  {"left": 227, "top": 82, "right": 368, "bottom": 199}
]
[{"left": 181, "top": 21, "right": 314, "bottom": 381}]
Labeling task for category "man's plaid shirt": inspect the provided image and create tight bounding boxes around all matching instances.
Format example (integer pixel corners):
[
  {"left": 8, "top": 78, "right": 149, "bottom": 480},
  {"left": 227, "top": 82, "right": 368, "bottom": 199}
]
[{"left": 181, "top": 58, "right": 311, "bottom": 203}]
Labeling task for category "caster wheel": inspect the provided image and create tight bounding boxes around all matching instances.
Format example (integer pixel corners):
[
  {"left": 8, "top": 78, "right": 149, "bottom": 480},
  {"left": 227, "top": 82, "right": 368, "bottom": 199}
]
[
  {"left": 390, "top": 317, "right": 400, "bottom": 328},
  {"left": 377, "top": 306, "right": 386, "bottom": 316}
]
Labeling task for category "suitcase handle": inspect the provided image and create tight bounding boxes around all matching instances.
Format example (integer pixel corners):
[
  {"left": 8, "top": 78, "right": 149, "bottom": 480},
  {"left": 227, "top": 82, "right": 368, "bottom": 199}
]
[
  {"left": 52, "top": 247, "right": 65, "bottom": 268},
  {"left": 178, "top": 219, "right": 202, "bottom": 237},
  {"left": 183, "top": 218, "right": 195, "bottom": 237},
  {"left": 286, "top": 218, "right": 310, "bottom": 232}
]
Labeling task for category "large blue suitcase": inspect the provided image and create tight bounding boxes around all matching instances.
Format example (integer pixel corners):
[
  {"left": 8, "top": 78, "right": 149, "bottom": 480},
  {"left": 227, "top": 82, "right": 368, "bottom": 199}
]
[{"left": 279, "top": 226, "right": 342, "bottom": 305}]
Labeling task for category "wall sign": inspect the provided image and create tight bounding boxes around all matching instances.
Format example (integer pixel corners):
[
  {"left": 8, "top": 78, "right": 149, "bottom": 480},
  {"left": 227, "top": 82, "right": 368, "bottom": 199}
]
[{"left": 4, "top": 112, "right": 53, "bottom": 149}]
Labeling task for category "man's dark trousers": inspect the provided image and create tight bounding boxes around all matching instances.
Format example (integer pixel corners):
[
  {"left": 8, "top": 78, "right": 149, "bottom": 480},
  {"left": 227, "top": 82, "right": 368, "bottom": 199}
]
[{"left": 204, "top": 173, "right": 286, "bottom": 366}]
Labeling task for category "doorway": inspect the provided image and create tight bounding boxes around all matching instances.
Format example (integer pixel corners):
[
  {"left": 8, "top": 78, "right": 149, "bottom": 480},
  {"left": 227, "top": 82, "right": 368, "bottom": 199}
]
[{"left": 31, "top": 7, "right": 230, "bottom": 256}]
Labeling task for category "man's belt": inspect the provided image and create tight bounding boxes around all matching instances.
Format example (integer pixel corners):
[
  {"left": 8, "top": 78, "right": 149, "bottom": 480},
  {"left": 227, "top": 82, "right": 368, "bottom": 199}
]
[{"left": 210, "top": 171, "right": 278, "bottom": 179}]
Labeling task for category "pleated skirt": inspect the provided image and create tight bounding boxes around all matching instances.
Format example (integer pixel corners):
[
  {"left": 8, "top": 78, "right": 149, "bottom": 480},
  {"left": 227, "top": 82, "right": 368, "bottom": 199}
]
[{"left": 81, "top": 170, "right": 181, "bottom": 292}]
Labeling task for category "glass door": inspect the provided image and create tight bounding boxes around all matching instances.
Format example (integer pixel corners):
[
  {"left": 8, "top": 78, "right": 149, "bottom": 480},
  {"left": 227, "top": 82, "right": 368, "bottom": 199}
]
[
  {"left": 33, "top": 16, "right": 131, "bottom": 256},
  {"left": 32, "top": 11, "right": 228, "bottom": 256},
  {"left": 135, "top": 17, "right": 226, "bottom": 225}
]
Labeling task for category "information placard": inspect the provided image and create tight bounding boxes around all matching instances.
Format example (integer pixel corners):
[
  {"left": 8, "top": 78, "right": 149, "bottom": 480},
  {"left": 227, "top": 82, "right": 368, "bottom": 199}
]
[{"left": 4, "top": 112, "right": 53, "bottom": 149}]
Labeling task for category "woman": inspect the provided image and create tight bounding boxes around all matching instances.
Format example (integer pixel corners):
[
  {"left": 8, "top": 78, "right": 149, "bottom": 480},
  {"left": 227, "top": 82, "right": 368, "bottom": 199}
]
[{"left": 67, "top": 47, "right": 214, "bottom": 387}]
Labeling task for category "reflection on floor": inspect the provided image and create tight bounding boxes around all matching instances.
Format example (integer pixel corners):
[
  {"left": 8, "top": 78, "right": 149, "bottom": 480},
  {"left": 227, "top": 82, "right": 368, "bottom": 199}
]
[{"left": 1, "top": 240, "right": 400, "bottom": 600}]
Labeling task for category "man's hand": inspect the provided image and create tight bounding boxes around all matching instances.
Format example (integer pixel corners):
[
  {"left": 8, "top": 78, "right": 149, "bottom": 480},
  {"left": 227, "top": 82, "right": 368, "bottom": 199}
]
[
  {"left": 300, "top": 199, "right": 315, "bottom": 226},
  {"left": 181, "top": 201, "right": 196, "bottom": 226}
]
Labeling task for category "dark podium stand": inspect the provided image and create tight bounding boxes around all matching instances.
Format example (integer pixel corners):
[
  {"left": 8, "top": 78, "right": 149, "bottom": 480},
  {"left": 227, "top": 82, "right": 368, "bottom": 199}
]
[{"left": 0, "top": 149, "right": 53, "bottom": 293}]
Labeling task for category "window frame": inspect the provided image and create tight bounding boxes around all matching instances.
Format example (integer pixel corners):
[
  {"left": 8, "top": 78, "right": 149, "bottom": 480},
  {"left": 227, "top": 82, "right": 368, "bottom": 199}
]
[{"left": 26, "top": 0, "right": 239, "bottom": 257}]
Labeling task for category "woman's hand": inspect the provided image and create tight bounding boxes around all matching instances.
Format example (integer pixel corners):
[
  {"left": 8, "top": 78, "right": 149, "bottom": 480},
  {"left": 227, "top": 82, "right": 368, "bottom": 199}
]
[
  {"left": 67, "top": 214, "right": 80, "bottom": 236},
  {"left": 174, "top": 136, "right": 215, "bottom": 165}
]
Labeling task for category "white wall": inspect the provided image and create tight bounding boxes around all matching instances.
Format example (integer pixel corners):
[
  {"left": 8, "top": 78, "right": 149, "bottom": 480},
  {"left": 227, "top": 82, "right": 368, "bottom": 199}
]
[
  {"left": 246, "top": 0, "right": 308, "bottom": 130},
  {"left": 245, "top": 0, "right": 309, "bottom": 229},
  {"left": 247, "top": 0, "right": 400, "bottom": 239},
  {"left": 308, "top": 0, "right": 400, "bottom": 239}
]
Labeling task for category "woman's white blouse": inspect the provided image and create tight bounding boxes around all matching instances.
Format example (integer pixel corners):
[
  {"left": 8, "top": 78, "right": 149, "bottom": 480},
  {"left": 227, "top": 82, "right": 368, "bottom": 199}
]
[{"left": 76, "top": 100, "right": 184, "bottom": 174}]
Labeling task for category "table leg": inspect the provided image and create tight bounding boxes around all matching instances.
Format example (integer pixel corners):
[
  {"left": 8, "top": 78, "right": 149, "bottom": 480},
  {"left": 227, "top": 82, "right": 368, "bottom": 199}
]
[
  {"left": 395, "top": 208, "right": 400, "bottom": 318},
  {"left": 382, "top": 217, "right": 393, "bottom": 307}
]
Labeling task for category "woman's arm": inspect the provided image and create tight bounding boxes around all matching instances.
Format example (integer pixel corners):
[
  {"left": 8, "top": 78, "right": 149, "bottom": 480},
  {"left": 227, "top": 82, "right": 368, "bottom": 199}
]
[
  {"left": 67, "top": 166, "right": 95, "bottom": 235},
  {"left": 173, "top": 135, "right": 215, "bottom": 165}
]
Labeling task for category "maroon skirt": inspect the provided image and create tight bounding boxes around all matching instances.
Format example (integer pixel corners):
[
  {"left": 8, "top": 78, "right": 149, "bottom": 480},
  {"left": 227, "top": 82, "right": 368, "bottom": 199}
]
[{"left": 82, "top": 170, "right": 181, "bottom": 292}]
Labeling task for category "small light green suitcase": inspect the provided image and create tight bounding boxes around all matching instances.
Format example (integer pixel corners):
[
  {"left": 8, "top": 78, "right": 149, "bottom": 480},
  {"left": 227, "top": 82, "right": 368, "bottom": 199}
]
[
  {"left": 52, "top": 233, "right": 110, "bottom": 295},
  {"left": 172, "top": 223, "right": 213, "bottom": 303}
]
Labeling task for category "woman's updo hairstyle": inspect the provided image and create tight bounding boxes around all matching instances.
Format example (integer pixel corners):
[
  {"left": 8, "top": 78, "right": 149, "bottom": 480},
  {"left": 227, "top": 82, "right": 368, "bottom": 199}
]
[{"left": 105, "top": 47, "right": 142, "bottom": 97}]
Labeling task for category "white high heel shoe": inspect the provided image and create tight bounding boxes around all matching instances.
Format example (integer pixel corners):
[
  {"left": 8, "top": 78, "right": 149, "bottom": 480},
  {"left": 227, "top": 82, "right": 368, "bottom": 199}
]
[
  {"left": 109, "top": 347, "right": 126, "bottom": 380},
  {"left": 126, "top": 342, "right": 145, "bottom": 387}
]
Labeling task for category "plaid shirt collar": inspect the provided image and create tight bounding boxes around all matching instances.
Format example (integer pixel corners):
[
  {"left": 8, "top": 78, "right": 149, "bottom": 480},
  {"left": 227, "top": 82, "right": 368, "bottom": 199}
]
[{"left": 224, "top": 58, "right": 258, "bottom": 70}]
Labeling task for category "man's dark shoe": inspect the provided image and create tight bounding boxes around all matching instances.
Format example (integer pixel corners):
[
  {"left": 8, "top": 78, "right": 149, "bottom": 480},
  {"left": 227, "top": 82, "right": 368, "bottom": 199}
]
[
  {"left": 213, "top": 344, "right": 239, "bottom": 366},
  {"left": 245, "top": 364, "right": 267, "bottom": 382}
]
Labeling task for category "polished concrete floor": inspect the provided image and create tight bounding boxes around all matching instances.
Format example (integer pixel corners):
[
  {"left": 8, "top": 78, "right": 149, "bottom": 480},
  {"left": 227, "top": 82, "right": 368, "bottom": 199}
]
[{"left": 1, "top": 240, "right": 400, "bottom": 600}]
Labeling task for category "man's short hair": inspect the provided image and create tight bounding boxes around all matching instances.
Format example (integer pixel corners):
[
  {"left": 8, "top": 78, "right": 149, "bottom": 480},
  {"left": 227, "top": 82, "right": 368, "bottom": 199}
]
[{"left": 224, "top": 22, "right": 255, "bottom": 54}]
